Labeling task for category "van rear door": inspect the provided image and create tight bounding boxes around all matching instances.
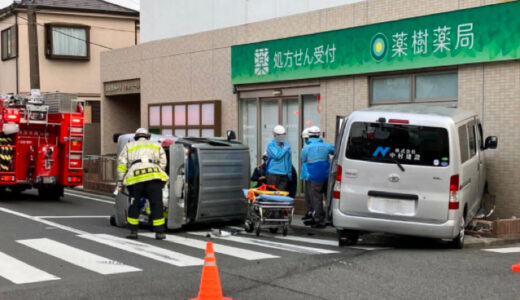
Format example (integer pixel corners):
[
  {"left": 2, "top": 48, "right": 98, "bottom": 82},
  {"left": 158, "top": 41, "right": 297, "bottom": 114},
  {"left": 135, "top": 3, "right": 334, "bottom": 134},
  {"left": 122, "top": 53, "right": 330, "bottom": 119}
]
[
  {"left": 340, "top": 119, "right": 452, "bottom": 223},
  {"left": 326, "top": 116, "right": 347, "bottom": 221}
]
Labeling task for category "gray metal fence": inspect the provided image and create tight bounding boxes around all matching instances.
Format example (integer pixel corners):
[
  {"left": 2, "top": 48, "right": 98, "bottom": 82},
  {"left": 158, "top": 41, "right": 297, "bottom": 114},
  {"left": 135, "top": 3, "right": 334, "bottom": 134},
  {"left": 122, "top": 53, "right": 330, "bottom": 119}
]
[{"left": 83, "top": 155, "right": 117, "bottom": 192}]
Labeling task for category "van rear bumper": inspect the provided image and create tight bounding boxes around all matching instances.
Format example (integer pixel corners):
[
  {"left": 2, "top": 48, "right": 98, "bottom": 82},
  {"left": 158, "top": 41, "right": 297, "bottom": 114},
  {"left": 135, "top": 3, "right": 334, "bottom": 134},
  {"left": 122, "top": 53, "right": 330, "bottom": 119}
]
[{"left": 332, "top": 209, "right": 459, "bottom": 239}]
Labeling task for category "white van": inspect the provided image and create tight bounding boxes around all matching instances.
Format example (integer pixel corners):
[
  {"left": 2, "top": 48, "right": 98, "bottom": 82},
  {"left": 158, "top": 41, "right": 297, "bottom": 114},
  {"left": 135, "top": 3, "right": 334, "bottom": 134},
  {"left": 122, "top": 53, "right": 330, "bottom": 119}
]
[{"left": 330, "top": 105, "right": 497, "bottom": 248}]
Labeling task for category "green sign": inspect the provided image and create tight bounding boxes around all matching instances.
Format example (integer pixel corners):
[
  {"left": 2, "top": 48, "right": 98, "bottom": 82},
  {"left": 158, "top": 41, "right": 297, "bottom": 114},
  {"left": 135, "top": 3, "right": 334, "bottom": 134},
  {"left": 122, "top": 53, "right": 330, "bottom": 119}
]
[{"left": 231, "top": 2, "right": 520, "bottom": 84}]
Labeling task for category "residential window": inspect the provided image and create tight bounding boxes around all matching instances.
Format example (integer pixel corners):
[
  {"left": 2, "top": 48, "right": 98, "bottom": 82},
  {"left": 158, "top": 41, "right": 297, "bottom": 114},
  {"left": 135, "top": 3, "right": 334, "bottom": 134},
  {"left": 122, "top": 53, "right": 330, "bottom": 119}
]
[
  {"left": 1, "top": 26, "right": 17, "bottom": 60},
  {"left": 371, "top": 71, "right": 457, "bottom": 105},
  {"left": 45, "top": 23, "right": 90, "bottom": 60},
  {"left": 148, "top": 101, "right": 221, "bottom": 138}
]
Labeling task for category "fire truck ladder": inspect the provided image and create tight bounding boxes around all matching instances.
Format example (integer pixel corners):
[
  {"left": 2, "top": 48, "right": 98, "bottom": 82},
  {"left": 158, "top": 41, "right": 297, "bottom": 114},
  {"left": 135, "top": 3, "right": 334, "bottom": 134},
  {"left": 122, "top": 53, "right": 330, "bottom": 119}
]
[{"left": 67, "top": 99, "right": 85, "bottom": 170}]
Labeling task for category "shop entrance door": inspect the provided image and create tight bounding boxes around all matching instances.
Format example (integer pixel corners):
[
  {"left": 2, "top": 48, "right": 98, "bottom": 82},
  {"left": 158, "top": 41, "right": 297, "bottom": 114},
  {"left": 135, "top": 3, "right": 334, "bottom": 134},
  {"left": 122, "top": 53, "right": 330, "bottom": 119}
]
[{"left": 260, "top": 98, "right": 299, "bottom": 173}]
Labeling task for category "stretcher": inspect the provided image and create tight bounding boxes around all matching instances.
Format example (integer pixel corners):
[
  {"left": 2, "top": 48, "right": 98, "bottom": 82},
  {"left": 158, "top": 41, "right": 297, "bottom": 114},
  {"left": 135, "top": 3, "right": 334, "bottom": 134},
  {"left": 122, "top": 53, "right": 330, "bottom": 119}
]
[{"left": 243, "top": 188, "right": 294, "bottom": 236}]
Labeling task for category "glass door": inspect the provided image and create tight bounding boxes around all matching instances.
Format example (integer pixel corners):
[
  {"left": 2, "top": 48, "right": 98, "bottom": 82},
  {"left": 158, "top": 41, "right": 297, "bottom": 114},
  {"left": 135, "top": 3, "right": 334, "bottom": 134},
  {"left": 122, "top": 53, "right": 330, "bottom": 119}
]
[
  {"left": 282, "top": 98, "right": 299, "bottom": 173},
  {"left": 260, "top": 100, "right": 279, "bottom": 156}
]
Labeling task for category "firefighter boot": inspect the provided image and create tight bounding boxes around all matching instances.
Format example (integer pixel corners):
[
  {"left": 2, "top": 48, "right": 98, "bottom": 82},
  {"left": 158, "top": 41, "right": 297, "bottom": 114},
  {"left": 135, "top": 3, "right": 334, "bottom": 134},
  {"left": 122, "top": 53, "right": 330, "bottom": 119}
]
[
  {"left": 155, "top": 232, "right": 166, "bottom": 240},
  {"left": 126, "top": 230, "right": 138, "bottom": 239}
]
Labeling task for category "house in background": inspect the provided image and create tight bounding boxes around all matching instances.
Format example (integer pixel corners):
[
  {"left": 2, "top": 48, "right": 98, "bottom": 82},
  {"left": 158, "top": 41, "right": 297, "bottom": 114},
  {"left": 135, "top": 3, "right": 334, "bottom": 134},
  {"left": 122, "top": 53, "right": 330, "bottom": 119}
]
[{"left": 0, "top": 0, "right": 139, "bottom": 155}]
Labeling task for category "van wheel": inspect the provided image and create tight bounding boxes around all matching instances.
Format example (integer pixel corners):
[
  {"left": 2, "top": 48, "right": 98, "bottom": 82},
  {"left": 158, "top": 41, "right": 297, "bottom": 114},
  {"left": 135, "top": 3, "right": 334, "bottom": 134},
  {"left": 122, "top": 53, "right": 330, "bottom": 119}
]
[
  {"left": 338, "top": 229, "right": 359, "bottom": 247},
  {"left": 450, "top": 216, "right": 465, "bottom": 249},
  {"left": 110, "top": 215, "right": 116, "bottom": 226}
]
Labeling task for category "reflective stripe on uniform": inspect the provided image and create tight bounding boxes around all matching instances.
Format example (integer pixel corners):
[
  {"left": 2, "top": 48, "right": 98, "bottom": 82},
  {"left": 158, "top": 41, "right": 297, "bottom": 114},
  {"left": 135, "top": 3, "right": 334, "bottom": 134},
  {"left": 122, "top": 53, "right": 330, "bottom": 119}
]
[
  {"left": 127, "top": 217, "right": 139, "bottom": 225},
  {"left": 117, "top": 164, "right": 128, "bottom": 172},
  {"left": 128, "top": 144, "right": 161, "bottom": 153},
  {"left": 153, "top": 218, "right": 165, "bottom": 226},
  {"left": 124, "top": 172, "right": 169, "bottom": 185}
]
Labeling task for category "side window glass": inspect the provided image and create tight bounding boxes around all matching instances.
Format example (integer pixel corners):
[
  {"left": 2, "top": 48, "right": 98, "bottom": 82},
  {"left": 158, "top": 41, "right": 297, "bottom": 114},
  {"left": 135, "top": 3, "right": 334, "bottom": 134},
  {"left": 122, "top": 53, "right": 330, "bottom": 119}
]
[
  {"left": 468, "top": 121, "right": 476, "bottom": 158},
  {"left": 458, "top": 125, "right": 469, "bottom": 163}
]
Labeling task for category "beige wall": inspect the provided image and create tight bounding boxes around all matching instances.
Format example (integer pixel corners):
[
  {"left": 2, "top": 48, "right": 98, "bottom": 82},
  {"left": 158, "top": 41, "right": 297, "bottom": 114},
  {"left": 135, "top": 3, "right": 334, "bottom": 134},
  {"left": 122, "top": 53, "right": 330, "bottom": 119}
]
[
  {"left": 0, "top": 15, "right": 18, "bottom": 93},
  {"left": 101, "top": 0, "right": 520, "bottom": 217},
  {"left": 14, "top": 11, "right": 137, "bottom": 95}
]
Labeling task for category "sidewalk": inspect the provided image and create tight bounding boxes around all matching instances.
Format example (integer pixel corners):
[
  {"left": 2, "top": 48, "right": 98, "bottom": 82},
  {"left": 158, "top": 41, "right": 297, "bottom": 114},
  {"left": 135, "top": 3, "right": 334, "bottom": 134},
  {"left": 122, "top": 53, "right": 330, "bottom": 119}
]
[{"left": 290, "top": 214, "right": 520, "bottom": 249}]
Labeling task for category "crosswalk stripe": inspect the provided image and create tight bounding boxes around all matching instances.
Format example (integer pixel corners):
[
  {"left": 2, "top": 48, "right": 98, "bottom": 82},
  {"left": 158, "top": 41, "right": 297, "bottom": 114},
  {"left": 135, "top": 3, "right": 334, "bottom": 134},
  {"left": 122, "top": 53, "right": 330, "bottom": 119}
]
[
  {"left": 272, "top": 235, "right": 390, "bottom": 251},
  {"left": 483, "top": 247, "right": 520, "bottom": 254},
  {"left": 188, "top": 232, "right": 339, "bottom": 255},
  {"left": 17, "top": 238, "right": 141, "bottom": 275},
  {"left": 0, "top": 251, "right": 60, "bottom": 284},
  {"left": 141, "top": 233, "right": 279, "bottom": 260},
  {"left": 79, "top": 234, "right": 203, "bottom": 267}
]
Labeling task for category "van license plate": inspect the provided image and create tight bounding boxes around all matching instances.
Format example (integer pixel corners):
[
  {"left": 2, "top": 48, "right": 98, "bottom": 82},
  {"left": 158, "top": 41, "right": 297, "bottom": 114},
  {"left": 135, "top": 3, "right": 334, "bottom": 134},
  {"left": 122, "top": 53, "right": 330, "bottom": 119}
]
[{"left": 369, "top": 197, "right": 415, "bottom": 215}]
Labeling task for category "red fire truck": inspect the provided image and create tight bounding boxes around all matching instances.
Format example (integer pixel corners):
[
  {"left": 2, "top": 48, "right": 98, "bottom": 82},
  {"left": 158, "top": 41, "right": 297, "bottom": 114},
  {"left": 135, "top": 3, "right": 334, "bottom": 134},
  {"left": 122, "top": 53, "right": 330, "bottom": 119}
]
[{"left": 0, "top": 93, "right": 84, "bottom": 199}]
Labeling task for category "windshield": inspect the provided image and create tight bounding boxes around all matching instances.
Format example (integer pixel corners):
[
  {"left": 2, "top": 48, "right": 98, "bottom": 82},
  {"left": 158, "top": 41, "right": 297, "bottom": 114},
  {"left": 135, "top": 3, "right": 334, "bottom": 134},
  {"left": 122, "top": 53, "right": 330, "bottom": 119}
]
[{"left": 345, "top": 122, "right": 450, "bottom": 167}]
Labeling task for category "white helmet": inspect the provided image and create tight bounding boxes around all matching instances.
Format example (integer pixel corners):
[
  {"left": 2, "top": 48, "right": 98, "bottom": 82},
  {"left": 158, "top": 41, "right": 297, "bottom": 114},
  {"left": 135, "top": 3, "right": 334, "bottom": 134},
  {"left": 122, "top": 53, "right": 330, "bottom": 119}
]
[
  {"left": 308, "top": 126, "right": 320, "bottom": 137},
  {"left": 273, "top": 125, "right": 286, "bottom": 135},
  {"left": 302, "top": 128, "right": 310, "bottom": 139},
  {"left": 135, "top": 127, "right": 150, "bottom": 139}
]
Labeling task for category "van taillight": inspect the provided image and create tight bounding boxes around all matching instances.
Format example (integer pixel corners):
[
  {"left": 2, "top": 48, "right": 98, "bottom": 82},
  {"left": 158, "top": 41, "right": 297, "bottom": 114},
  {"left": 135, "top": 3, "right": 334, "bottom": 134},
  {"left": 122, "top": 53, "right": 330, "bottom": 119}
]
[
  {"left": 449, "top": 174, "right": 459, "bottom": 209},
  {"left": 333, "top": 165, "right": 342, "bottom": 199}
]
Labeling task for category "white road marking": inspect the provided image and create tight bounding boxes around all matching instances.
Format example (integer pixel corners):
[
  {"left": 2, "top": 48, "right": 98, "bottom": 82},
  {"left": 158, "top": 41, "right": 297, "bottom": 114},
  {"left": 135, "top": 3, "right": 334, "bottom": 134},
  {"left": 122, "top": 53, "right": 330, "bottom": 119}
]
[
  {"left": 37, "top": 216, "right": 110, "bottom": 219},
  {"left": 483, "top": 247, "right": 520, "bottom": 254},
  {"left": 64, "top": 192, "right": 115, "bottom": 204},
  {"left": 0, "top": 251, "right": 60, "bottom": 284},
  {"left": 0, "top": 207, "right": 87, "bottom": 235},
  {"left": 141, "top": 233, "right": 278, "bottom": 260},
  {"left": 273, "top": 235, "right": 390, "bottom": 251},
  {"left": 17, "top": 238, "right": 141, "bottom": 275},
  {"left": 79, "top": 234, "right": 203, "bottom": 267},
  {"left": 188, "top": 232, "right": 339, "bottom": 255}
]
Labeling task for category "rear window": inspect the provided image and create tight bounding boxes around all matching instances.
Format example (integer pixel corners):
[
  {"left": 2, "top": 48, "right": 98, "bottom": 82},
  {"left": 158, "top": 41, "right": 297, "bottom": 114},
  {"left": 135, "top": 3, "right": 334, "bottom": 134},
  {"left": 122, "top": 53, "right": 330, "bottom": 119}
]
[{"left": 346, "top": 122, "right": 450, "bottom": 167}]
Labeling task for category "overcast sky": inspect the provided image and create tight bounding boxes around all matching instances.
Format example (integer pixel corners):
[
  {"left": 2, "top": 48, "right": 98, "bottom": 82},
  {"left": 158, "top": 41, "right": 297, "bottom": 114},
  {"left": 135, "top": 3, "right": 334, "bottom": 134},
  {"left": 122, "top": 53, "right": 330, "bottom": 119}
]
[{"left": 0, "top": 0, "right": 140, "bottom": 11}]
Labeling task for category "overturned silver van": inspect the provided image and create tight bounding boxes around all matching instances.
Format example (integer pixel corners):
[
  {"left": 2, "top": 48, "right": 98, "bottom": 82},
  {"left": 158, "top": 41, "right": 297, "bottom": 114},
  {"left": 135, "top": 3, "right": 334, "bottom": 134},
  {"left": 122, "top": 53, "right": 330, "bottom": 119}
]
[
  {"left": 330, "top": 105, "right": 497, "bottom": 248},
  {"left": 112, "top": 132, "right": 250, "bottom": 229}
]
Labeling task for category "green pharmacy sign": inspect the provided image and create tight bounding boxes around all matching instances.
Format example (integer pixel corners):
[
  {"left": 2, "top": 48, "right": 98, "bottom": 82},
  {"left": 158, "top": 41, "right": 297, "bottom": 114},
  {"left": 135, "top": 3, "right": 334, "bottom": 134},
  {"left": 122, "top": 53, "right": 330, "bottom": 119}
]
[{"left": 231, "top": 2, "right": 520, "bottom": 84}]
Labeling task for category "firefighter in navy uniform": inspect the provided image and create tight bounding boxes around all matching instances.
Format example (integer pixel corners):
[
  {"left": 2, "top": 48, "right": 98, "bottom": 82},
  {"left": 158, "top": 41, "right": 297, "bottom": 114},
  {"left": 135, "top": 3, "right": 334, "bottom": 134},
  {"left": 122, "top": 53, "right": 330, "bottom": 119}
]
[{"left": 117, "top": 128, "right": 169, "bottom": 240}]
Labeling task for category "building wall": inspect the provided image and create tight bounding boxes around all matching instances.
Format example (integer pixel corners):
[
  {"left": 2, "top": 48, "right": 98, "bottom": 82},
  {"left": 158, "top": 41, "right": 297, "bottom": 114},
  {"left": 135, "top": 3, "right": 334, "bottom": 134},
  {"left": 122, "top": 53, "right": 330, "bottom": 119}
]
[
  {"left": 140, "top": 0, "right": 364, "bottom": 43},
  {"left": 14, "top": 11, "right": 137, "bottom": 96},
  {"left": 0, "top": 15, "right": 18, "bottom": 93},
  {"left": 101, "top": 0, "right": 519, "bottom": 217}
]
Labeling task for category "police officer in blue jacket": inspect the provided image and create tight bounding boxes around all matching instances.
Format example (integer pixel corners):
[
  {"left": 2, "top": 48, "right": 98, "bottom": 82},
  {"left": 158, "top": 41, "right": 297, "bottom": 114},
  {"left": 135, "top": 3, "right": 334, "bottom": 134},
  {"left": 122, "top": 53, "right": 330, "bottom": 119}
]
[
  {"left": 266, "top": 125, "right": 292, "bottom": 192},
  {"left": 301, "top": 126, "right": 334, "bottom": 228}
]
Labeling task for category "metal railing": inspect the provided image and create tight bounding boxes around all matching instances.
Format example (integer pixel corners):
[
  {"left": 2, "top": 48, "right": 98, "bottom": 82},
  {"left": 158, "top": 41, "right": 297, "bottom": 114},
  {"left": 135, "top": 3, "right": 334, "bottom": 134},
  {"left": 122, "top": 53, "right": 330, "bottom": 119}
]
[{"left": 83, "top": 154, "right": 117, "bottom": 184}]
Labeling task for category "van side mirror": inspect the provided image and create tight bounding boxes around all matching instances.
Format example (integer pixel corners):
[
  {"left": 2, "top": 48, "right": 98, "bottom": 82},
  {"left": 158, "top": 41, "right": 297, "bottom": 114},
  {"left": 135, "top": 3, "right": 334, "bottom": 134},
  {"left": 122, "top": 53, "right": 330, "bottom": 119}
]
[
  {"left": 484, "top": 136, "right": 498, "bottom": 150},
  {"left": 226, "top": 130, "right": 236, "bottom": 141}
]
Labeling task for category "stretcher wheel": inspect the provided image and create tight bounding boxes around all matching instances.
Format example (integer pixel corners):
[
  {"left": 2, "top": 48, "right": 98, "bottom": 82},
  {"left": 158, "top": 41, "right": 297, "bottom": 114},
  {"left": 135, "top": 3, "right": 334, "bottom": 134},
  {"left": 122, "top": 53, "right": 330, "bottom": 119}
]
[
  {"left": 282, "top": 225, "right": 288, "bottom": 236},
  {"left": 255, "top": 223, "right": 261, "bottom": 237},
  {"left": 244, "top": 220, "right": 254, "bottom": 233},
  {"left": 269, "top": 227, "right": 279, "bottom": 234}
]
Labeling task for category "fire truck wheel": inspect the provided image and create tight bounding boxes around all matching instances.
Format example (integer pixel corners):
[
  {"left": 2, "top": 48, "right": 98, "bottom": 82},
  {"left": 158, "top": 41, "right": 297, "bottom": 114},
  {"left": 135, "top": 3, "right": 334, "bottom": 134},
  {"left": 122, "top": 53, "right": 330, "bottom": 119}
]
[{"left": 38, "top": 185, "right": 64, "bottom": 201}]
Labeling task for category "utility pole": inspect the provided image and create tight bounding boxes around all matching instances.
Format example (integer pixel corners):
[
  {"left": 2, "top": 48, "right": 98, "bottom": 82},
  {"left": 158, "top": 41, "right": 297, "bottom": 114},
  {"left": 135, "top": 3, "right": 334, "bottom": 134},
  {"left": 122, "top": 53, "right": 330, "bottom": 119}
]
[{"left": 27, "top": 2, "right": 40, "bottom": 90}]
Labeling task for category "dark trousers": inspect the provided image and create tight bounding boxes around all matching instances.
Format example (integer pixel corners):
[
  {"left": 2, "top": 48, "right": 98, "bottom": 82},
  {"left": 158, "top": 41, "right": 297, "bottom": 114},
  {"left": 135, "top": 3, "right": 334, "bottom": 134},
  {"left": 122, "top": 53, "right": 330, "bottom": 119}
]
[
  {"left": 266, "top": 174, "right": 289, "bottom": 192},
  {"left": 127, "top": 180, "right": 165, "bottom": 233},
  {"left": 309, "top": 181, "right": 327, "bottom": 224},
  {"left": 304, "top": 180, "right": 312, "bottom": 214}
]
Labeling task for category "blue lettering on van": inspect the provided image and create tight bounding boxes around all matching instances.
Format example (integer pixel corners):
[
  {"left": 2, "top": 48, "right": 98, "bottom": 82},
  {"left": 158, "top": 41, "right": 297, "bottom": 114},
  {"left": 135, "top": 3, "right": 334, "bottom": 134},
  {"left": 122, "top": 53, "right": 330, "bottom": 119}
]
[{"left": 372, "top": 146, "right": 391, "bottom": 157}]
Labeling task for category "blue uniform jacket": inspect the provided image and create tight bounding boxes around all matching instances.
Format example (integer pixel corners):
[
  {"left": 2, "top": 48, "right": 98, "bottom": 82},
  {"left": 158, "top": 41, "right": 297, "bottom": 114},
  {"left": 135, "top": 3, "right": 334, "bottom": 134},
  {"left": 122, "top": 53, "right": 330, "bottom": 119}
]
[
  {"left": 300, "top": 139, "right": 310, "bottom": 181},
  {"left": 266, "top": 139, "right": 292, "bottom": 180},
  {"left": 301, "top": 138, "right": 334, "bottom": 183}
]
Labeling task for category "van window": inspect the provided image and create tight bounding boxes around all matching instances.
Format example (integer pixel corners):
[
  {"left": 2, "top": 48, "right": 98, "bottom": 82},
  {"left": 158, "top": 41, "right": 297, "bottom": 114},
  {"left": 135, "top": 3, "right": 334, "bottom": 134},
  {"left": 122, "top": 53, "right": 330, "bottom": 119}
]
[
  {"left": 458, "top": 125, "right": 469, "bottom": 163},
  {"left": 468, "top": 120, "right": 476, "bottom": 158},
  {"left": 346, "top": 122, "right": 450, "bottom": 167}
]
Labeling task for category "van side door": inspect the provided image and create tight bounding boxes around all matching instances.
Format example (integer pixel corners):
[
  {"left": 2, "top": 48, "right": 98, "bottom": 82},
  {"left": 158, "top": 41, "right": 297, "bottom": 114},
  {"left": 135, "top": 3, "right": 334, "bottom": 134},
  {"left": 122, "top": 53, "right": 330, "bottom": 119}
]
[
  {"left": 476, "top": 121, "right": 486, "bottom": 199},
  {"left": 460, "top": 119, "right": 480, "bottom": 217}
]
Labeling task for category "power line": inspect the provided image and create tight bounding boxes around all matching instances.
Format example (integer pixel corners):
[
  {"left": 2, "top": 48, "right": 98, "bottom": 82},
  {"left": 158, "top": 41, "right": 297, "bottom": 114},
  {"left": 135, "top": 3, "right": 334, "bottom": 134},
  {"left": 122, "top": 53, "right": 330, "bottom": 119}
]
[{"left": 18, "top": 14, "right": 118, "bottom": 50}]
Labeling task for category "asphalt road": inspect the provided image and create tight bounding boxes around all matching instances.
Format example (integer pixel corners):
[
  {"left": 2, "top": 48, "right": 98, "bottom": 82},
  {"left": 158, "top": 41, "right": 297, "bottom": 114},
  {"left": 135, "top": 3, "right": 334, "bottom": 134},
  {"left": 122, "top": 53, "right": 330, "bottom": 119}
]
[{"left": 0, "top": 189, "right": 519, "bottom": 300}]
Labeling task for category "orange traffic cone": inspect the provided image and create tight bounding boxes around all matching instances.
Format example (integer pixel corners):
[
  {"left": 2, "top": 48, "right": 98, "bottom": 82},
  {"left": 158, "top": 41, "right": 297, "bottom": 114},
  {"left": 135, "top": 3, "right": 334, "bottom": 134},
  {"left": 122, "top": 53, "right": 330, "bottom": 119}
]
[
  {"left": 190, "top": 242, "right": 232, "bottom": 300},
  {"left": 512, "top": 263, "right": 520, "bottom": 272}
]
